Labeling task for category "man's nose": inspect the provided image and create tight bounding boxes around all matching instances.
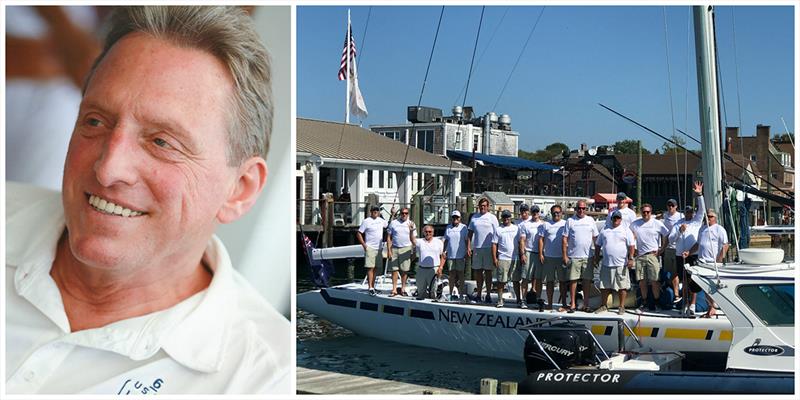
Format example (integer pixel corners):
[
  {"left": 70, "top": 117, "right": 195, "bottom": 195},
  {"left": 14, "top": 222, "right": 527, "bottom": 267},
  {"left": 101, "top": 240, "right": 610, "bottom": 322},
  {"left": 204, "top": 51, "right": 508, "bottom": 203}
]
[{"left": 94, "top": 127, "right": 139, "bottom": 187}]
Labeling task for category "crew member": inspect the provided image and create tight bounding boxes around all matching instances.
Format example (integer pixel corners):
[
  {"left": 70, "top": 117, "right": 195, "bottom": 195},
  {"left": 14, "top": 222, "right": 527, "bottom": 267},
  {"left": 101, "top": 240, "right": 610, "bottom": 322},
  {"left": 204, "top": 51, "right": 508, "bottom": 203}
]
[
  {"left": 630, "top": 203, "right": 669, "bottom": 311},
  {"left": 444, "top": 210, "right": 468, "bottom": 302},
  {"left": 386, "top": 207, "right": 416, "bottom": 297},
  {"left": 605, "top": 192, "right": 637, "bottom": 229},
  {"left": 467, "top": 197, "right": 499, "bottom": 303},
  {"left": 416, "top": 225, "right": 445, "bottom": 300},
  {"left": 512, "top": 204, "right": 531, "bottom": 306},
  {"left": 517, "top": 204, "right": 544, "bottom": 309},
  {"left": 661, "top": 198, "right": 684, "bottom": 306},
  {"left": 357, "top": 205, "right": 388, "bottom": 296},
  {"left": 538, "top": 204, "right": 567, "bottom": 310},
  {"left": 594, "top": 210, "right": 636, "bottom": 315},
  {"left": 688, "top": 208, "right": 729, "bottom": 318},
  {"left": 669, "top": 181, "right": 705, "bottom": 315},
  {"left": 492, "top": 210, "right": 520, "bottom": 308},
  {"left": 562, "top": 200, "right": 598, "bottom": 313}
]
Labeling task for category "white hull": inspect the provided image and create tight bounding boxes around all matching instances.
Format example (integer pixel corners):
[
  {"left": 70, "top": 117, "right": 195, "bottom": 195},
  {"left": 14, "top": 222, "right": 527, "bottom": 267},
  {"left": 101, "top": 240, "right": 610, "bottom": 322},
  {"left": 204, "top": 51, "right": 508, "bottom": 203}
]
[{"left": 298, "top": 282, "right": 733, "bottom": 361}]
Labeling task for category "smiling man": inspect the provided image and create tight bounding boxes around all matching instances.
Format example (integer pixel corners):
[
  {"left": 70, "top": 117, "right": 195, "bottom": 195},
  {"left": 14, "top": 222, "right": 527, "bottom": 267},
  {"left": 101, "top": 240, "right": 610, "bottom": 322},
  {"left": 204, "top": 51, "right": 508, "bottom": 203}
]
[{"left": 6, "top": 6, "right": 289, "bottom": 394}]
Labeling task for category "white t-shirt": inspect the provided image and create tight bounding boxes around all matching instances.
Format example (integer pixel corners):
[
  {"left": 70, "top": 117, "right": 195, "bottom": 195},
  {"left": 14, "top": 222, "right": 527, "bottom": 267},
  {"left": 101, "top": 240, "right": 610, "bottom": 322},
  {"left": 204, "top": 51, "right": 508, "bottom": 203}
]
[
  {"left": 630, "top": 218, "right": 669, "bottom": 254},
  {"left": 696, "top": 224, "right": 729, "bottom": 263},
  {"left": 359, "top": 216, "right": 388, "bottom": 249},
  {"left": 539, "top": 220, "right": 567, "bottom": 258},
  {"left": 417, "top": 238, "right": 444, "bottom": 268},
  {"left": 661, "top": 210, "right": 685, "bottom": 249},
  {"left": 605, "top": 206, "right": 637, "bottom": 230},
  {"left": 5, "top": 183, "right": 290, "bottom": 394},
  {"left": 388, "top": 218, "right": 416, "bottom": 248},
  {"left": 563, "top": 215, "right": 599, "bottom": 258},
  {"left": 668, "top": 196, "right": 706, "bottom": 255},
  {"left": 519, "top": 219, "right": 544, "bottom": 252},
  {"left": 596, "top": 225, "right": 635, "bottom": 268},
  {"left": 468, "top": 212, "right": 499, "bottom": 249},
  {"left": 444, "top": 223, "right": 468, "bottom": 259},
  {"left": 493, "top": 223, "right": 520, "bottom": 261}
]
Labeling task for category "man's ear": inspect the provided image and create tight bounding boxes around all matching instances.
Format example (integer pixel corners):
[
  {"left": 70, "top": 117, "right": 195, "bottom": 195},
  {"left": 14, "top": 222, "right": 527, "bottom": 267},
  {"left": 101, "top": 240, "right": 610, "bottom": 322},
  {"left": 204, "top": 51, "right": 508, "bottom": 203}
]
[{"left": 217, "top": 156, "right": 268, "bottom": 224}]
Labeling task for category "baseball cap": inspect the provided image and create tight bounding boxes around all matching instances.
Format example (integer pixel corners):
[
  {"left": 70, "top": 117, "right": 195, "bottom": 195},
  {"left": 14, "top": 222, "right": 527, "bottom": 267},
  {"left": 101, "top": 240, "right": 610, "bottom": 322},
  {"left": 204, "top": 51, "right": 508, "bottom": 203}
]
[
  {"left": 684, "top": 206, "right": 694, "bottom": 213},
  {"left": 611, "top": 210, "right": 622, "bottom": 219},
  {"left": 519, "top": 204, "right": 530, "bottom": 212},
  {"left": 530, "top": 205, "right": 540, "bottom": 213},
  {"left": 616, "top": 192, "right": 627, "bottom": 201},
  {"left": 501, "top": 210, "right": 512, "bottom": 218},
  {"left": 370, "top": 205, "right": 380, "bottom": 212},
  {"left": 451, "top": 210, "right": 461, "bottom": 217},
  {"left": 666, "top": 198, "right": 678, "bottom": 206}
]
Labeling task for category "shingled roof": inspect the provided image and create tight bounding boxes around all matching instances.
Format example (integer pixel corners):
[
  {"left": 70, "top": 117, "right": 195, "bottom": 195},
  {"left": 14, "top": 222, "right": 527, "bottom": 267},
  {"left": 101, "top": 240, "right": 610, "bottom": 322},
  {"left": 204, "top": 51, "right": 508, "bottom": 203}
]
[{"left": 297, "top": 118, "right": 470, "bottom": 172}]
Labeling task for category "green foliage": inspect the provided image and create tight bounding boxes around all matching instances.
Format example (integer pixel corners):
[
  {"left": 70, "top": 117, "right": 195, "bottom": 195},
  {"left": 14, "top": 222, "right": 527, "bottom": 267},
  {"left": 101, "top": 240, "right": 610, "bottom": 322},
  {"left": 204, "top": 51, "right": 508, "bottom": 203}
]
[
  {"left": 613, "top": 140, "right": 651, "bottom": 155},
  {"left": 519, "top": 142, "right": 569, "bottom": 162},
  {"left": 661, "top": 134, "right": 688, "bottom": 154}
]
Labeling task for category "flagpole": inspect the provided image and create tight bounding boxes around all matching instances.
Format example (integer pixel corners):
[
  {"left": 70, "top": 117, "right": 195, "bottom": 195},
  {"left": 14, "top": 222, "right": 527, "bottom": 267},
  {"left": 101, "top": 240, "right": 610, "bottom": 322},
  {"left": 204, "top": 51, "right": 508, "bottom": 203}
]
[{"left": 345, "top": 9, "right": 351, "bottom": 124}]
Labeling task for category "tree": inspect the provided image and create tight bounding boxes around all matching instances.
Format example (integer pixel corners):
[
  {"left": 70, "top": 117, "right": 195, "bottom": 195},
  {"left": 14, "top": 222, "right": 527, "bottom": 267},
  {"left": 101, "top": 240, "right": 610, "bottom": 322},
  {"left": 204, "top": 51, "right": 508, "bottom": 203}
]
[
  {"left": 661, "top": 134, "right": 687, "bottom": 154},
  {"left": 773, "top": 133, "right": 795, "bottom": 143},
  {"left": 613, "top": 140, "right": 651, "bottom": 155},
  {"left": 519, "top": 142, "right": 569, "bottom": 162}
]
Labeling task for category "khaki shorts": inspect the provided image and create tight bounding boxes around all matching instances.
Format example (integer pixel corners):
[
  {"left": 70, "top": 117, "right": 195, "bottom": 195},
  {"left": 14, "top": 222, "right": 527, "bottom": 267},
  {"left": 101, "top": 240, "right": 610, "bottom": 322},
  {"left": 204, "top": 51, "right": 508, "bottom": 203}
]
[
  {"left": 446, "top": 258, "right": 466, "bottom": 272},
  {"left": 472, "top": 247, "right": 494, "bottom": 270},
  {"left": 539, "top": 257, "right": 562, "bottom": 283},
  {"left": 663, "top": 248, "right": 677, "bottom": 274},
  {"left": 599, "top": 266, "right": 631, "bottom": 291},
  {"left": 512, "top": 251, "right": 539, "bottom": 282},
  {"left": 635, "top": 253, "right": 661, "bottom": 282},
  {"left": 566, "top": 257, "right": 593, "bottom": 281},
  {"left": 364, "top": 247, "right": 381, "bottom": 269},
  {"left": 495, "top": 259, "right": 512, "bottom": 283},
  {"left": 390, "top": 246, "right": 413, "bottom": 272}
]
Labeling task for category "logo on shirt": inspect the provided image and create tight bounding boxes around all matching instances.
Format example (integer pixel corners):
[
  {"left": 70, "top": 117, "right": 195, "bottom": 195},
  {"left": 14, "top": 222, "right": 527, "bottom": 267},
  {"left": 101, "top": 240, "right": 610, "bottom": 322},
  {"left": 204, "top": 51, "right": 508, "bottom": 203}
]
[{"left": 117, "top": 378, "right": 164, "bottom": 395}]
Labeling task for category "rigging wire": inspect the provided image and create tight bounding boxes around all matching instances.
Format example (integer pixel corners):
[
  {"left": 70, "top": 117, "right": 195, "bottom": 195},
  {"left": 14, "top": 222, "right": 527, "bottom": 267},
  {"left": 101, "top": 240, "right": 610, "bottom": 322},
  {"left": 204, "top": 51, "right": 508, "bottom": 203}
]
[
  {"left": 683, "top": 7, "right": 691, "bottom": 206},
  {"left": 453, "top": 7, "right": 511, "bottom": 106},
  {"left": 356, "top": 6, "right": 372, "bottom": 71},
  {"left": 663, "top": 6, "right": 683, "bottom": 208},
  {"left": 491, "top": 6, "right": 546, "bottom": 111},
  {"left": 730, "top": 6, "right": 746, "bottom": 161}
]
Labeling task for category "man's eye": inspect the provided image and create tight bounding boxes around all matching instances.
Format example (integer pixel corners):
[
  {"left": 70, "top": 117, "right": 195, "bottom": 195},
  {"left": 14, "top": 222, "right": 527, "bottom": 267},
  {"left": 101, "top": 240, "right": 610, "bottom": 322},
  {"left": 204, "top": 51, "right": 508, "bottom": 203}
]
[
  {"left": 87, "top": 118, "right": 103, "bottom": 127},
  {"left": 153, "top": 138, "right": 172, "bottom": 148}
]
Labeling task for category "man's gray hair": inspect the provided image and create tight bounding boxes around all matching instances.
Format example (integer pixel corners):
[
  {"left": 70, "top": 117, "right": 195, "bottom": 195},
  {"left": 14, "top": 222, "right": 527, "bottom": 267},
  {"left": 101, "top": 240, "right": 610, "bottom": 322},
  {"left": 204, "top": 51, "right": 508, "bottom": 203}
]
[{"left": 86, "top": 6, "right": 272, "bottom": 165}]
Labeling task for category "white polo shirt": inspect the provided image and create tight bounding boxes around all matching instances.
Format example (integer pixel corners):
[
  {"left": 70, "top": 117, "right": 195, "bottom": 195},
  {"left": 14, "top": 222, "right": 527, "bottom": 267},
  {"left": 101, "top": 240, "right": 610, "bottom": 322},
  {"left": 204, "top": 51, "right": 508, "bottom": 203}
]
[
  {"left": 563, "top": 215, "right": 599, "bottom": 259},
  {"left": 388, "top": 218, "right": 415, "bottom": 248},
  {"left": 417, "top": 238, "right": 444, "bottom": 268},
  {"left": 630, "top": 218, "right": 669, "bottom": 254},
  {"left": 468, "top": 212, "right": 499, "bottom": 249},
  {"left": 6, "top": 184, "right": 290, "bottom": 394},
  {"left": 668, "top": 196, "right": 706, "bottom": 255},
  {"left": 539, "top": 220, "right": 567, "bottom": 258},
  {"left": 519, "top": 219, "right": 544, "bottom": 252},
  {"left": 493, "top": 223, "right": 520, "bottom": 261},
  {"left": 661, "top": 210, "right": 684, "bottom": 249},
  {"left": 358, "top": 216, "right": 388, "bottom": 249},
  {"left": 596, "top": 225, "right": 635, "bottom": 268},
  {"left": 696, "top": 223, "right": 729, "bottom": 263},
  {"left": 444, "top": 223, "right": 468, "bottom": 259},
  {"left": 605, "top": 206, "right": 637, "bottom": 229}
]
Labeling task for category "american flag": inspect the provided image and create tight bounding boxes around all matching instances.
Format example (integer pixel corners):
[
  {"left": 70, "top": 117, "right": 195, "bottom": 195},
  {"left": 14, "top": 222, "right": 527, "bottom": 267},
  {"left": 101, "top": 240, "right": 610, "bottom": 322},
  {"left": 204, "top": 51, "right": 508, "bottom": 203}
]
[{"left": 337, "top": 25, "right": 357, "bottom": 80}]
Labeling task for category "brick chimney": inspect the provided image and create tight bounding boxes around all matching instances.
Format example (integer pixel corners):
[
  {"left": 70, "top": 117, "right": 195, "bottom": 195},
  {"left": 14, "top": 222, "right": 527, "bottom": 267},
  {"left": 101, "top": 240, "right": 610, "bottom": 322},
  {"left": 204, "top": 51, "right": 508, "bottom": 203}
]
[
  {"left": 756, "top": 124, "right": 771, "bottom": 141},
  {"left": 726, "top": 127, "right": 739, "bottom": 153}
]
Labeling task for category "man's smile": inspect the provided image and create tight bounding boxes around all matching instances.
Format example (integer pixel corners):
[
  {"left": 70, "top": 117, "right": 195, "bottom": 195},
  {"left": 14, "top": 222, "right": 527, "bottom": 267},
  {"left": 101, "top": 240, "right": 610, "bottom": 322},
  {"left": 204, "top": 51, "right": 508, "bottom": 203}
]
[{"left": 88, "top": 194, "right": 146, "bottom": 217}]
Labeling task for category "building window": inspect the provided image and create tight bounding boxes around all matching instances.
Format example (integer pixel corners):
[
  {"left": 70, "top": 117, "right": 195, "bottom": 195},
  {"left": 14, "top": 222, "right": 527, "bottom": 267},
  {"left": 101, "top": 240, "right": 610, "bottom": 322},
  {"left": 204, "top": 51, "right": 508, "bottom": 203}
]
[
  {"left": 380, "top": 130, "right": 402, "bottom": 142},
  {"left": 388, "top": 172, "right": 394, "bottom": 188},
  {"left": 454, "top": 130, "right": 462, "bottom": 149},
  {"left": 367, "top": 170, "right": 373, "bottom": 188},
  {"left": 415, "top": 129, "right": 435, "bottom": 153},
  {"left": 750, "top": 154, "right": 757, "bottom": 162},
  {"left": 379, "top": 171, "right": 385, "bottom": 188}
]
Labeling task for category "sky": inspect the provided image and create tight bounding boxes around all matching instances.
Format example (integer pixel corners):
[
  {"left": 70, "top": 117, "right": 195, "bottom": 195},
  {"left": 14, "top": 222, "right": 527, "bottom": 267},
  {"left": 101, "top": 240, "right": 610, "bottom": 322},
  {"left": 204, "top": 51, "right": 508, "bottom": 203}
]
[{"left": 297, "top": 5, "right": 795, "bottom": 154}]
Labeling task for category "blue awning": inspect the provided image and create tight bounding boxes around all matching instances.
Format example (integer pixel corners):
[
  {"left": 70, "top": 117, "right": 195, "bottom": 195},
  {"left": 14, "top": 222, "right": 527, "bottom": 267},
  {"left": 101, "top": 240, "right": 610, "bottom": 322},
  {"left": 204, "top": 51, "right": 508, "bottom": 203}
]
[{"left": 447, "top": 150, "right": 556, "bottom": 171}]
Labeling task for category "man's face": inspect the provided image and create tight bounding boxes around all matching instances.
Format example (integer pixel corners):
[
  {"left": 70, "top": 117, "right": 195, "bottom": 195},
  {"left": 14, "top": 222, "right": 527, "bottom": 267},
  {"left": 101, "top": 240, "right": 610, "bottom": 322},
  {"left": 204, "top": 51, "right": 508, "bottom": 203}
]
[
  {"left": 666, "top": 203, "right": 677, "bottom": 214},
  {"left": 612, "top": 216, "right": 622, "bottom": 228},
  {"left": 520, "top": 210, "right": 529, "bottom": 220},
  {"left": 502, "top": 216, "right": 511, "bottom": 226},
  {"left": 641, "top": 207, "right": 652, "bottom": 221},
  {"left": 575, "top": 202, "right": 586, "bottom": 217},
  {"left": 478, "top": 201, "right": 489, "bottom": 214},
  {"left": 399, "top": 208, "right": 409, "bottom": 221},
  {"left": 531, "top": 210, "right": 540, "bottom": 221},
  {"left": 551, "top": 208, "right": 562, "bottom": 222},
  {"left": 370, "top": 209, "right": 380, "bottom": 218},
  {"left": 451, "top": 215, "right": 460, "bottom": 225},
  {"left": 707, "top": 213, "right": 717, "bottom": 225},
  {"left": 61, "top": 33, "right": 239, "bottom": 270}
]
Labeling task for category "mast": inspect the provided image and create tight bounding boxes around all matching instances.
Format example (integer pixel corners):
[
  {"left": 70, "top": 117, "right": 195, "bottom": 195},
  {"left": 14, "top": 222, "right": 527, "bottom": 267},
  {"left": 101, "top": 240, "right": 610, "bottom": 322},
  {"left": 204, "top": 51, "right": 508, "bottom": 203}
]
[
  {"left": 345, "top": 9, "right": 351, "bottom": 124},
  {"left": 692, "top": 5, "right": 723, "bottom": 212}
]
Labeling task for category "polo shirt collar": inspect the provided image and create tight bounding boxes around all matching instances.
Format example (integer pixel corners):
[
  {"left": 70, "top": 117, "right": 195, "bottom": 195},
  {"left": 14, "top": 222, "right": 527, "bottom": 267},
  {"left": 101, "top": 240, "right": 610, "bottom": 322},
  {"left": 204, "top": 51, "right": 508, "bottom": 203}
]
[{"left": 6, "top": 187, "right": 233, "bottom": 373}]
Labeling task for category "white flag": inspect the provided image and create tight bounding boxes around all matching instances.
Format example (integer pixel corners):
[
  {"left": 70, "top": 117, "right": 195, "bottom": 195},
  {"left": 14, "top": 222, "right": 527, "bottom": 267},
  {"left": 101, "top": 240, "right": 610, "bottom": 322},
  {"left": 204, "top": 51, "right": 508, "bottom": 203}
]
[{"left": 349, "top": 59, "right": 368, "bottom": 119}]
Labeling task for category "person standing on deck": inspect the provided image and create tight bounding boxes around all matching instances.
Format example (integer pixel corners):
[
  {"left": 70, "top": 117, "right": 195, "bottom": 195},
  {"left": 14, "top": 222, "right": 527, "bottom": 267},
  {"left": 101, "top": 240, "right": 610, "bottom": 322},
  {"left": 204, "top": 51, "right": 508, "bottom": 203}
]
[
  {"left": 517, "top": 205, "right": 544, "bottom": 309},
  {"left": 660, "top": 198, "right": 684, "bottom": 304},
  {"left": 688, "top": 208, "right": 729, "bottom": 318},
  {"left": 357, "top": 205, "right": 388, "bottom": 296},
  {"left": 492, "top": 210, "right": 520, "bottom": 308},
  {"left": 443, "top": 210, "right": 469, "bottom": 302},
  {"left": 467, "top": 198, "right": 499, "bottom": 303},
  {"left": 416, "top": 225, "right": 445, "bottom": 300},
  {"left": 561, "top": 200, "right": 599, "bottom": 313},
  {"left": 594, "top": 210, "right": 636, "bottom": 315},
  {"left": 386, "top": 207, "right": 417, "bottom": 297},
  {"left": 630, "top": 203, "right": 670, "bottom": 311},
  {"left": 605, "top": 192, "right": 637, "bottom": 229},
  {"left": 511, "top": 204, "right": 531, "bottom": 306},
  {"left": 538, "top": 204, "right": 566, "bottom": 310},
  {"left": 668, "top": 181, "right": 705, "bottom": 314}
]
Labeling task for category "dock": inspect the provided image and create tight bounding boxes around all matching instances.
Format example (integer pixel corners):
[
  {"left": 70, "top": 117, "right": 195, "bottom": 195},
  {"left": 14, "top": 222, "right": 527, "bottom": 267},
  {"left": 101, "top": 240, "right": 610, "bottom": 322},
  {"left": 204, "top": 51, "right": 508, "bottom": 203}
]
[{"left": 296, "top": 367, "right": 470, "bottom": 395}]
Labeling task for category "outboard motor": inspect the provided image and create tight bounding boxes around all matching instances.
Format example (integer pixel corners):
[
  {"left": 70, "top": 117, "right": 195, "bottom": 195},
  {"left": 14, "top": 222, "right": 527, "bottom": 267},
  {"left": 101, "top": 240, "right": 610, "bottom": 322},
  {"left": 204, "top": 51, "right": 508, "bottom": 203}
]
[{"left": 524, "top": 322, "right": 597, "bottom": 374}]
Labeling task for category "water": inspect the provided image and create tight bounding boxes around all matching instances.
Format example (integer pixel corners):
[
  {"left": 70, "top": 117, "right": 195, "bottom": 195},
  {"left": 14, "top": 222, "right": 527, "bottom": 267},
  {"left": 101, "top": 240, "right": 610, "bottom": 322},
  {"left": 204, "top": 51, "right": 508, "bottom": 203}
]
[{"left": 296, "top": 256, "right": 527, "bottom": 394}]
